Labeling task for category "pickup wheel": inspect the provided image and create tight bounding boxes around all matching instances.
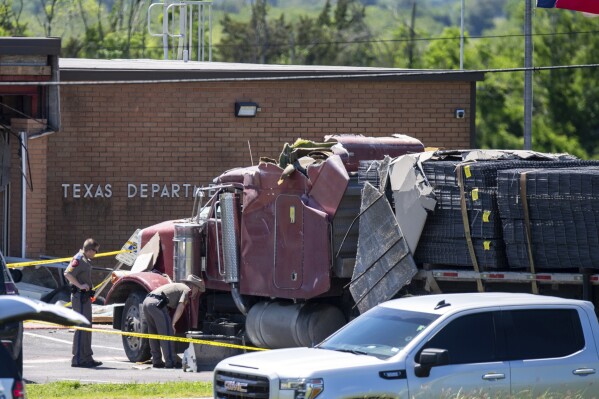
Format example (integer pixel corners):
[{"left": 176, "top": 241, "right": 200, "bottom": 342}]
[{"left": 121, "top": 291, "right": 151, "bottom": 362}]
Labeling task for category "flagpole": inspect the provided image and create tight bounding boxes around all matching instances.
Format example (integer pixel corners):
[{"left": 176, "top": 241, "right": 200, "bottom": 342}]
[{"left": 524, "top": 0, "right": 533, "bottom": 150}]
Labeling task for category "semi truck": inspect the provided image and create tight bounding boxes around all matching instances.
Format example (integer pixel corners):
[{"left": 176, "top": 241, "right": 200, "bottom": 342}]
[{"left": 105, "top": 134, "right": 599, "bottom": 363}]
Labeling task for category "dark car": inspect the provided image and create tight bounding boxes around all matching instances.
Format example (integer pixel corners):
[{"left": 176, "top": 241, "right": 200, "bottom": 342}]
[
  {"left": 0, "top": 345, "right": 25, "bottom": 399},
  {"left": 0, "top": 252, "right": 24, "bottom": 376},
  {"left": 0, "top": 295, "right": 90, "bottom": 399}
]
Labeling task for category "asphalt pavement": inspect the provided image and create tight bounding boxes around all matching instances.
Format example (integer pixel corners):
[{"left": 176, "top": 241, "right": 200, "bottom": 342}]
[{"left": 22, "top": 322, "right": 214, "bottom": 385}]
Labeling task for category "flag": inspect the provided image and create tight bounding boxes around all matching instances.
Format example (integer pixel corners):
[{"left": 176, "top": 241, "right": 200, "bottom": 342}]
[{"left": 537, "top": 0, "right": 599, "bottom": 14}]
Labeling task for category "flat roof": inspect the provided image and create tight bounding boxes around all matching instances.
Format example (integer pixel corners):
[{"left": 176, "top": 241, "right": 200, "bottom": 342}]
[{"left": 59, "top": 58, "right": 484, "bottom": 83}]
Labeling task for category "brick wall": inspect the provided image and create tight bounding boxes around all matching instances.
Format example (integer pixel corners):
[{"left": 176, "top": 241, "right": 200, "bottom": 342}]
[{"left": 39, "top": 79, "right": 472, "bottom": 258}]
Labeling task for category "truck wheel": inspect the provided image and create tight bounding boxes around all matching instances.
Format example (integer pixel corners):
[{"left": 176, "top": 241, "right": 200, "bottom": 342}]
[{"left": 121, "top": 291, "right": 151, "bottom": 362}]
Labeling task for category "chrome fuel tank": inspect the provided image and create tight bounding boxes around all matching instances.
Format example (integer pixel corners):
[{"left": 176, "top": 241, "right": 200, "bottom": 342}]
[{"left": 173, "top": 222, "right": 203, "bottom": 282}]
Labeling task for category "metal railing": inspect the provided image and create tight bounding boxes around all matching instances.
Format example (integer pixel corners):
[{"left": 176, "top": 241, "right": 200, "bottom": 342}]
[{"left": 148, "top": 0, "right": 213, "bottom": 62}]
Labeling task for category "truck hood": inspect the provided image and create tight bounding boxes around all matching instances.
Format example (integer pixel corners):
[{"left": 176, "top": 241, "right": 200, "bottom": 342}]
[{"left": 218, "top": 347, "right": 392, "bottom": 375}]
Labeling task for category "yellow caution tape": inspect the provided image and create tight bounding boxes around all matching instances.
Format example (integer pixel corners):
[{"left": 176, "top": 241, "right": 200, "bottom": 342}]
[
  {"left": 17, "top": 245, "right": 266, "bottom": 353},
  {"left": 7, "top": 249, "right": 133, "bottom": 269},
  {"left": 27, "top": 320, "right": 267, "bottom": 352},
  {"left": 62, "top": 276, "right": 112, "bottom": 308},
  {"left": 471, "top": 188, "right": 479, "bottom": 201}
]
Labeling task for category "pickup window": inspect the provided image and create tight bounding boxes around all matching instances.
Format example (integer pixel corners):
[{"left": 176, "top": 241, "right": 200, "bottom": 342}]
[
  {"left": 419, "top": 308, "right": 585, "bottom": 366},
  {"left": 318, "top": 307, "right": 439, "bottom": 359},
  {"left": 503, "top": 309, "right": 584, "bottom": 360},
  {"left": 422, "top": 311, "right": 499, "bottom": 364}
]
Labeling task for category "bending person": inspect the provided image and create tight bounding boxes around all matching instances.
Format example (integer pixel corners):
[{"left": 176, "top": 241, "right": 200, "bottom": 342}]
[{"left": 142, "top": 274, "right": 205, "bottom": 368}]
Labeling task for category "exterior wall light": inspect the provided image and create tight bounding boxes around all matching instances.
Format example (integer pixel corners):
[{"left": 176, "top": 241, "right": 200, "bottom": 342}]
[{"left": 235, "top": 102, "right": 260, "bottom": 117}]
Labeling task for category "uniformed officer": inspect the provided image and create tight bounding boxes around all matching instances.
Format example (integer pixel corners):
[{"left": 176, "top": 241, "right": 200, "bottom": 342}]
[
  {"left": 64, "top": 238, "right": 102, "bottom": 368},
  {"left": 142, "top": 274, "right": 205, "bottom": 369}
]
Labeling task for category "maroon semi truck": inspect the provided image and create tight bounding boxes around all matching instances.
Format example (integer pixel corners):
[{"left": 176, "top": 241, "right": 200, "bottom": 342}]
[{"left": 105, "top": 134, "right": 425, "bottom": 362}]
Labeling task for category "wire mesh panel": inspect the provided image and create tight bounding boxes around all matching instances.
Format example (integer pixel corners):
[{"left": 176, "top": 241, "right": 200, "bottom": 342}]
[
  {"left": 497, "top": 166, "right": 599, "bottom": 270},
  {"left": 414, "top": 237, "right": 508, "bottom": 269},
  {"left": 418, "top": 156, "right": 599, "bottom": 271}
]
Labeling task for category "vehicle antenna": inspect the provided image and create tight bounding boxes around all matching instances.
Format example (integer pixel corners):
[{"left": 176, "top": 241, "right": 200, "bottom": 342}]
[{"left": 248, "top": 140, "right": 254, "bottom": 166}]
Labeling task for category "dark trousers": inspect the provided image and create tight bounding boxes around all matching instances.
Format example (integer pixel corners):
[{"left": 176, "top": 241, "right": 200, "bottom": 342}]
[
  {"left": 71, "top": 292, "right": 93, "bottom": 365},
  {"left": 142, "top": 297, "right": 178, "bottom": 367}
]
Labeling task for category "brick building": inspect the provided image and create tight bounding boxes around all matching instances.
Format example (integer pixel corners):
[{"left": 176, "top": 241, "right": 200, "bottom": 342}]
[{"left": 0, "top": 37, "right": 483, "bottom": 260}]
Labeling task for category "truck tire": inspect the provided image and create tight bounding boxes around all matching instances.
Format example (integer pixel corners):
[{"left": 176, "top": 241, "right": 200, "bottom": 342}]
[{"left": 121, "top": 291, "right": 151, "bottom": 362}]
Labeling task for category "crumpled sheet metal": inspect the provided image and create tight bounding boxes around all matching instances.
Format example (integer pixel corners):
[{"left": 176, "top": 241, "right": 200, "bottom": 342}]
[
  {"left": 389, "top": 154, "right": 437, "bottom": 253},
  {"left": 350, "top": 182, "right": 417, "bottom": 314}
]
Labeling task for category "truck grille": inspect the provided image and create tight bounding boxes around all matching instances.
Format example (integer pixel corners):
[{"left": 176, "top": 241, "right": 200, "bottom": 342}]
[{"left": 214, "top": 370, "right": 269, "bottom": 399}]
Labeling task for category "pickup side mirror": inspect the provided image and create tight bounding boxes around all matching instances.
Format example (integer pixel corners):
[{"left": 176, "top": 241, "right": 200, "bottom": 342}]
[
  {"left": 10, "top": 269, "right": 23, "bottom": 283},
  {"left": 415, "top": 348, "right": 449, "bottom": 378}
]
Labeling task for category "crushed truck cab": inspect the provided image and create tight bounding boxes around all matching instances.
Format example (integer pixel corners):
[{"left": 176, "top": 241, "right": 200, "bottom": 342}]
[{"left": 106, "top": 134, "right": 425, "bottom": 362}]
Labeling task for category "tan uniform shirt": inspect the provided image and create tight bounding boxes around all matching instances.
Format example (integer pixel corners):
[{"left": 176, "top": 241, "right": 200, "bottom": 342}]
[
  {"left": 64, "top": 250, "right": 93, "bottom": 288},
  {"left": 152, "top": 283, "right": 191, "bottom": 310}
]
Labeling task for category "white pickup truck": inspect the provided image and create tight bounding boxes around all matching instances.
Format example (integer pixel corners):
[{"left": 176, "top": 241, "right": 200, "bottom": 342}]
[{"left": 214, "top": 293, "right": 599, "bottom": 399}]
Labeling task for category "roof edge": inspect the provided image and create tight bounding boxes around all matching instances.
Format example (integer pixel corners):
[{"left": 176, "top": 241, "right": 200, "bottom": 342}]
[{"left": 0, "top": 37, "right": 61, "bottom": 56}]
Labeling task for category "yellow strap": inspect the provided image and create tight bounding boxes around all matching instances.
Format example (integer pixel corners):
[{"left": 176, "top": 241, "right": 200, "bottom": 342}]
[
  {"left": 457, "top": 165, "right": 484, "bottom": 292},
  {"left": 520, "top": 172, "right": 539, "bottom": 294}
]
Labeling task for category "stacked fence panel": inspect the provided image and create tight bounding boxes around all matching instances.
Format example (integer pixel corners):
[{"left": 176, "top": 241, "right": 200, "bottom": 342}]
[
  {"left": 415, "top": 157, "right": 599, "bottom": 270},
  {"left": 497, "top": 167, "right": 599, "bottom": 269}
]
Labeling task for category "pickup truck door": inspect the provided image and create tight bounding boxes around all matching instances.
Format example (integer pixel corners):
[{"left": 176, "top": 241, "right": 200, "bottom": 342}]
[
  {"left": 406, "top": 311, "right": 510, "bottom": 399},
  {"left": 504, "top": 307, "right": 599, "bottom": 397}
]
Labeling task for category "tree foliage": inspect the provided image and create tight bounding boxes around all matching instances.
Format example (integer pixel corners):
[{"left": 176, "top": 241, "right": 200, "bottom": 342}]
[
  {"left": 218, "top": 0, "right": 291, "bottom": 64},
  {"left": 0, "top": 0, "right": 27, "bottom": 36},
  {"left": 4, "top": 0, "right": 599, "bottom": 157},
  {"left": 218, "top": 0, "right": 374, "bottom": 66}
]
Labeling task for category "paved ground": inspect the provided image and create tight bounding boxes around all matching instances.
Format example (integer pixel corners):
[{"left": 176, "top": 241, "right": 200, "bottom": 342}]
[{"left": 23, "top": 322, "right": 214, "bottom": 385}]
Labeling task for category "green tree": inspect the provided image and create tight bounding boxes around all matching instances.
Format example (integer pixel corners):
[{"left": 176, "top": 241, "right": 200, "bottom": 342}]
[
  {"left": 0, "top": 0, "right": 27, "bottom": 36},
  {"left": 35, "top": 0, "right": 72, "bottom": 37},
  {"left": 62, "top": 0, "right": 161, "bottom": 59},
  {"left": 534, "top": 9, "right": 599, "bottom": 157},
  {"left": 465, "top": 0, "right": 505, "bottom": 36},
  {"left": 420, "top": 26, "right": 463, "bottom": 69},
  {"left": 293, "top": 0, "right": 375, "bottom": 66},
  {"left": 292, "top": 2, "right": 337, "bottom": 65},
  {"left": 218, "top": 0, "right": 291, "bottom": 64},
  {"left": 469, "top": 2, "right": 588, "bottom": 157}
]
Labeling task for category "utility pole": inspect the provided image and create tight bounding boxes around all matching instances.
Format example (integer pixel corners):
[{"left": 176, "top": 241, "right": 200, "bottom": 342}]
[
  {"left": 460, "top": 0, "right": 464, "bottom": 69},
  {"left": 408, "top": 2, "right": 417, "bottom": 68},
  {"left": 524, "top": 0, "right": 533, "bottom": 150}
]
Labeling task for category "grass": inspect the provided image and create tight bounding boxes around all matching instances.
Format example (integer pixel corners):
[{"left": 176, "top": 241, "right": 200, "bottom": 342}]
[{"left": 26, "top": 381, "right": 213, "bottom": 399}]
